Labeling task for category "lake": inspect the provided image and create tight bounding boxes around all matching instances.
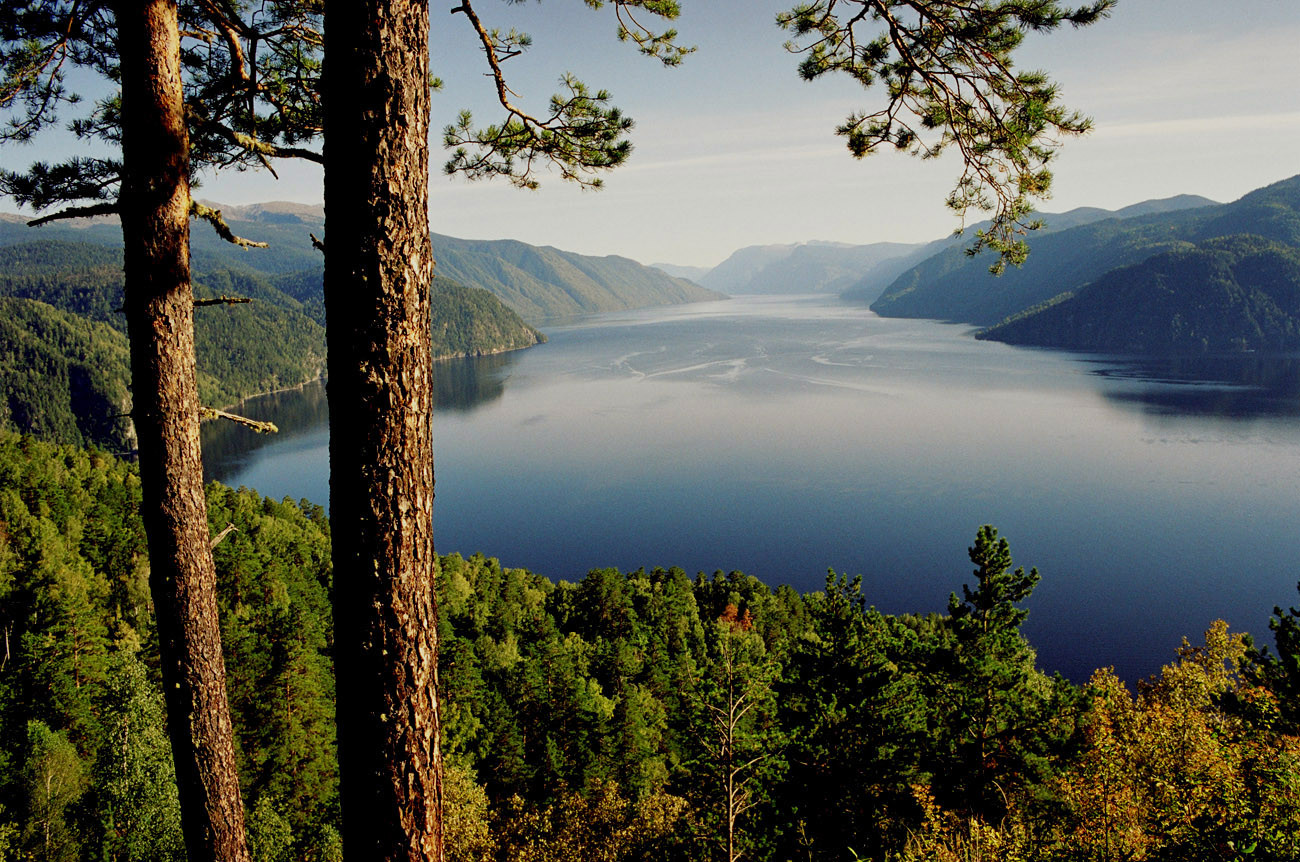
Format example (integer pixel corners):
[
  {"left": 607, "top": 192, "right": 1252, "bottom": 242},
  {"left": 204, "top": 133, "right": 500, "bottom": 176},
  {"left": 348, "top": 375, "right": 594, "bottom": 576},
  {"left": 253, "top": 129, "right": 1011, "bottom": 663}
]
[{"left": 202, "top": 295, "right": 1300, "bottom": 683}]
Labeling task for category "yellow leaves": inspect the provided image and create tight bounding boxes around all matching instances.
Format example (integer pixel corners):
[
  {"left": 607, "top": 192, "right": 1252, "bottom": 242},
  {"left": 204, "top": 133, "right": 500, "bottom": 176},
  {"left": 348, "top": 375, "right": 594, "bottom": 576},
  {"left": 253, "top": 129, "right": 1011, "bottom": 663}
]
[
  {"left": 1052, "top": 622, "right": 1300, "bottom": 860},
  {"left": 494, "top": 781, "right": 687, "bottom": 862},
  {"left": 894, "top": 784, "right": 1035, "bottom": 862},
  {"left": 443, "top": 760, "right": 495, "bottom": 862},
  {"left": 1147, "top": 618, "right": 1248, "bottom": 710}
]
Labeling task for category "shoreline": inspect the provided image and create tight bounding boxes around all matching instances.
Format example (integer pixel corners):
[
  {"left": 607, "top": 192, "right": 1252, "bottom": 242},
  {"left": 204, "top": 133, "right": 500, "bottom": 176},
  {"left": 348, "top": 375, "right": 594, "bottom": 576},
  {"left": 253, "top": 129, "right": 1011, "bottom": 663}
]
[{"left": 216, "top": 337, "right": 545, "bottom": 413}]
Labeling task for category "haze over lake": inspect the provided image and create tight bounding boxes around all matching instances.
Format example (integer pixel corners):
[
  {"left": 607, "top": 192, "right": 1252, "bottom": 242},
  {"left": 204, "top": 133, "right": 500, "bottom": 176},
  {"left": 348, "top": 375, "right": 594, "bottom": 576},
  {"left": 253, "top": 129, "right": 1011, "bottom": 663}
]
[{"left": 204, "top": 295, "right": 1300, "bottom": 683}]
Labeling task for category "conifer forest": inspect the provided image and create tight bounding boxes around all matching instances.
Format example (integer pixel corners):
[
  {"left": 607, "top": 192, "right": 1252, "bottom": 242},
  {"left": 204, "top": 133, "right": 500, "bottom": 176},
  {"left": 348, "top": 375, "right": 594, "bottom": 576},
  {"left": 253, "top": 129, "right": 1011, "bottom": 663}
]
[
  {"left": 2, "top": 432, "right": 1300, "bottom": 860},
  {"left": 3, "top": 0, "right": 1300, "bottom": 860}
]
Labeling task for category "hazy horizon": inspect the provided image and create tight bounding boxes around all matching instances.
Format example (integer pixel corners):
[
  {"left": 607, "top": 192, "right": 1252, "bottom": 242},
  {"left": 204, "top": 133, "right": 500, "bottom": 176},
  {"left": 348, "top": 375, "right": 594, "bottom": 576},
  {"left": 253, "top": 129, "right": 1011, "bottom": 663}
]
[{"left": 2, "top": 0, "right": 1296, "bottom": 267}]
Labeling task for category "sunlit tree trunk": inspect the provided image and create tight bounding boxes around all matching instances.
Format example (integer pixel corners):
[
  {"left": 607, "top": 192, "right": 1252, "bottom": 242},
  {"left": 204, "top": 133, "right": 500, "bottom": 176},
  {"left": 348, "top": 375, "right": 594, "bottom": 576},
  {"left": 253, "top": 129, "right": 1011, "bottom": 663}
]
[
  {"left": 322, "top": 1, "right": 443, "bottom": 859},
  {"left": 115, "top": 3, "right": 252, "bottom": 860}
]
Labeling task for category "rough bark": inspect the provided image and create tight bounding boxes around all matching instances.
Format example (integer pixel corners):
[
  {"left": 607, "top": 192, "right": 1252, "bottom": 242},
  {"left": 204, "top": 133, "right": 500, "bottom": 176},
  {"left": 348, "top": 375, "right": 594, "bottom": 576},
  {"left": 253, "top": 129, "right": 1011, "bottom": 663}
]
[
  {"left": 114, "top": 3, "right": 252, "bottom": 861},
  {"left": 322, "top": 1, "right": 443, "bottom": 860}
]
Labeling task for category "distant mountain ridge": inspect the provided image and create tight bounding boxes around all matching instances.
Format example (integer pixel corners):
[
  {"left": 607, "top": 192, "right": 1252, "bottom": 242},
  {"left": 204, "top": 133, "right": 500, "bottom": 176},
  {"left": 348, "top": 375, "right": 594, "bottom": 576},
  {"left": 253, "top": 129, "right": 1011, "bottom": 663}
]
[
  {"left": 701, "top": 240, "right": 922, "bottom": 297},
  {"left": 882, "top": 175, "right": 1300, "bottom": 355},
  {"left": 650, "top": 262, "right": 711, "bottom": 282},
  {"left": 428, "top": 233, "right": 723, "bottom": 321},
  {"left": 865, "top": 193, "right": 1221, "bottom": 322},
  {"left": 979, "top": 235, "right": 1300, "bottom": 353},
  {"left": 0, "top": 202, "right": 724, "bottom": 321},
  {"left": 201, "top": 202, "right": 724, "bottom": 321}
]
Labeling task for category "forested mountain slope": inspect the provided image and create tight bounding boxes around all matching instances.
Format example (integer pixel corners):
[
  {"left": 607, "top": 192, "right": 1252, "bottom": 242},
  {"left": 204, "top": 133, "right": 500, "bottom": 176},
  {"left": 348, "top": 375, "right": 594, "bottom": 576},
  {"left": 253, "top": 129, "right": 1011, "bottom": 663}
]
[
  {"left": 837, "top": 194, "right": 1215, "bottom": 307},
  {"left": 0, "top": 296, "right": 133, "bottom": 452},
  {"left": 428, "top": 232, "right": 723, "bottom": 320},
  {"left": 185, "top": 203, "right": 722, "bottom": 320},
  {"left": 0, "top": 234, "right": 541, "bottom": 449},
  {"left": 868, "top": 193, "right": 1227, "bottom": 324},
  {"left": 978, "top": 235, "right": 1300, "bottom": 352},
  {"left": 2, "top": 432, "right": 1299, "bottom": 861}
]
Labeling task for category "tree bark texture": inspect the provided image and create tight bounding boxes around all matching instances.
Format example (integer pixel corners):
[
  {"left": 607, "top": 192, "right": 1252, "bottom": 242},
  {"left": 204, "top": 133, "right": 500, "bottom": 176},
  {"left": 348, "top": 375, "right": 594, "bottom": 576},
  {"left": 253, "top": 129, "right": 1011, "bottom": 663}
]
[
  {"left": 115, "top": 3, "right": 252, "bottom": 861},
  {"left": 322, "top": 1, "right": 443, "bottom": 860}
]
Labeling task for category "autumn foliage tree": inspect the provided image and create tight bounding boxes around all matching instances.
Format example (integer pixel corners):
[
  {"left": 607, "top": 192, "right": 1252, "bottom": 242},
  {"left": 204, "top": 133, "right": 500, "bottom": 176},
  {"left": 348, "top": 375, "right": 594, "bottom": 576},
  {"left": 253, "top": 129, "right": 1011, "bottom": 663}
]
[{"left": 1056, "top": 622, "right": 1300, "bottom": 861}]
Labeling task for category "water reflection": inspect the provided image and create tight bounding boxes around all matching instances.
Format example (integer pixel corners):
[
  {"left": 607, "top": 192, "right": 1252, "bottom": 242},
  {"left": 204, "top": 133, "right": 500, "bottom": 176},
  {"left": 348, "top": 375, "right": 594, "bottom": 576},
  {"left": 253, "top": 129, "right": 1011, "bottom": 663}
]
[
  {"left": 201, "top": 380, "right": 329, "bottom": 482},
  {"left": 1089, "top": 354, "right": 1300, "bottom": 420},
  {"left": 201, "top": 350, "right": 521, "bottom": 483},
  {"left": 435, "top": 352, "right": 517, "bottom": 411},
  {"left": 200, "top": 299, "right": 1300, "bottom": 683}
]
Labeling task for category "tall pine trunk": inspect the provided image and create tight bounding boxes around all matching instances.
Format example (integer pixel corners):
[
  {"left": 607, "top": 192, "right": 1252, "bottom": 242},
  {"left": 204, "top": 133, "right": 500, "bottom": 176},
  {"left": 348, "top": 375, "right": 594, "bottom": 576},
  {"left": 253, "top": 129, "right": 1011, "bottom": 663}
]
[
  {"left": 115, "top": 3, "right": 252, "bottom": 861},
  {"left": 322, "top": 1, "right": 444, "bottom": 859}
]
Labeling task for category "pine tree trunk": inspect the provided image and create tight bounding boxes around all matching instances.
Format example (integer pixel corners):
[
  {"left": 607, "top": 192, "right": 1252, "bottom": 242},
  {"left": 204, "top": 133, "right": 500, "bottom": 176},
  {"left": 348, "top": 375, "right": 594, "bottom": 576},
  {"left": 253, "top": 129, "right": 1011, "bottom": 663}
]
[
  {"left": 115, "top": 4, "right": 252, "bottom": 861},
  {"left": 322, "top": 1, "right": 443, "bottom": 860}
]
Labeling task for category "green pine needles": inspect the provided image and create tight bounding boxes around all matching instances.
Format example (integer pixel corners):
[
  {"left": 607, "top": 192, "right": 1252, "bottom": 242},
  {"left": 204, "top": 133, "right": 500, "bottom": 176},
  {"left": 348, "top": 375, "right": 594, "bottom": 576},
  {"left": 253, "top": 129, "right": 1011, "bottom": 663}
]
[
  {"left": 778, "top": 0, "right": 1116, "bottom": 272},
  {"left": 444, "top": 0, "right": 693, "bottom": 190}
]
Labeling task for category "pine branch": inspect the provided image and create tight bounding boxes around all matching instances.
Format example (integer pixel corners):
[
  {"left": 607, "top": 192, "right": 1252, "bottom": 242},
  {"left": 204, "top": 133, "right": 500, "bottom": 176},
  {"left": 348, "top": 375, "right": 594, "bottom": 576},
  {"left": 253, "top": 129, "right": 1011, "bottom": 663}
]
[
  {"left": 26, "top": 201, "right": 119, "bottom": 226},
  {"left": 194, "top": 296, "right": 253, "bottom": 307},
  {"left": 190, "top": 200, "right": 269, "bottom": 248},
  {"left": 778, "top": 0, "right": 1116, "bottom": 271},
  {"left": 199, "top": 406, "right": 279, "bottom": 434},
  {"left": 445, "top": 0, "right": 688, "bottom": 188}
]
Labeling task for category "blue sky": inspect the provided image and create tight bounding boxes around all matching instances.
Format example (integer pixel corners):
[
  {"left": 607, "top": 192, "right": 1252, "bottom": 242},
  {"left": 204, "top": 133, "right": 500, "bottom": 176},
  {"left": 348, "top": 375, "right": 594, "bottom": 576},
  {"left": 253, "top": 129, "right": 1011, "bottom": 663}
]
[{"left": 7, "top": 1, "right": 1300, "bottom": 268}]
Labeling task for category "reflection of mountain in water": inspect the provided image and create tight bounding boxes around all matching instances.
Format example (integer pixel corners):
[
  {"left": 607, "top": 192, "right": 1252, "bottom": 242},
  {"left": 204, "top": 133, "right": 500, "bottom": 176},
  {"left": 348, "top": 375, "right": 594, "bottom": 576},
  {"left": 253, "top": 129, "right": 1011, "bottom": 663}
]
[
  {"left": 202, "top": 352, "right": 518, "bottom": 482},
  {"left": 1090, "top": 354, "right": 1300, "bottom": 420},
  {"left": 201, "top": 379, "right": 330, "bottom": 482},
  {"left": 435, "top": 353, "right": 514, "bottom": 411}
]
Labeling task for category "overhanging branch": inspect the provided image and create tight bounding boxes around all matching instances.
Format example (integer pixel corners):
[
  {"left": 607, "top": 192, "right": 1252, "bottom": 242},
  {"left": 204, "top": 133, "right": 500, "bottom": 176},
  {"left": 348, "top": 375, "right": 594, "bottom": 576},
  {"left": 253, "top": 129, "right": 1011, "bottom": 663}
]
[
  {"left": 200, "top": 406, "right": 279, "bottom": 434},
  {"left": 190, "top": 200, "right": 269, "bottom": 248},
  {"left": 26, "top": 201, "right": 120, "bottom": 226}
]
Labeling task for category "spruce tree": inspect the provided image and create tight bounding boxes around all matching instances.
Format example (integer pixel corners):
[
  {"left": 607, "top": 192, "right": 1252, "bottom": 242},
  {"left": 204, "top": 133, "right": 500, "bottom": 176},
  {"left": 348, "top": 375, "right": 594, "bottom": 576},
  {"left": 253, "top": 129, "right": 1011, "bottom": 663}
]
[{"left": 938, "top": 525, "right": 1055, "bottom": 818}]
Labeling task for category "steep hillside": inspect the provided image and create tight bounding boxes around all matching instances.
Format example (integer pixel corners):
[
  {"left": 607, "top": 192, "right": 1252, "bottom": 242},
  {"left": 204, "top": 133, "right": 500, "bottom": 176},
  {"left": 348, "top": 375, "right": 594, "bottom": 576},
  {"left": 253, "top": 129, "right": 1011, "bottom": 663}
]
[
  {"left": 978, "top": 236, "right": 1300, "bottom": 353},
  {"left": 196, "top": 203, "right": 723, "bottom": 320},
  {"left": 430, "top": 279, "right": 545, "bottom": 358},
  {"left": 2, "top": 203, "right": 722, "bottom": 322},
  {"left": 429, "top": 232, "right": 723, "bottom": 320},
  {"left": 0, "top": 236, "right": 541, "bottom": 448},
  {"left": 867, "top": 193, "right": 1224, "bottom": 323},
  {"left": 0, "top": 296, "right": 134, "bottom": 451},
  {"left": 0, "top": 239, "right": 327, "bottom": 408}
]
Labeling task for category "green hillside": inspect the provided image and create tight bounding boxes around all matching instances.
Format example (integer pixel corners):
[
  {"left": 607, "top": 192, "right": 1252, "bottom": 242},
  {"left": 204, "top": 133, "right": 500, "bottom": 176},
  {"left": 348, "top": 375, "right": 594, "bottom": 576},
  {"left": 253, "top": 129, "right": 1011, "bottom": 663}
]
[
  {"left": 837, "top": 196, "right": 1207, "bottom": 306},
  {"left": 0, "top": 234, "right": 542, "bottom": 449},
  {"left": 2, "top": 203, "right": 723, "bottom": 321},
  {"left": 869, "top": 203, "right": 1217, "bottom": 324},
  {"left": 978, "top": 235, "right": 1300, "bottom": 352},
  {"left": 0, "top": 297, "right": 134, "bottom": 452},
  {"left": 186, "top": 203, "right": 722, "bottom": 320},
  {"left": 0, "top": 240, "right": 327, "bottom": 408},
  {"left": 429, "top": 232, "right": 723, "bottom": 320},
  {"left": 430, "top": 279, "right": 545, "bottom": 358},
  {"left": 3, "top": 433, "right": 1300, "bottom": 861}
]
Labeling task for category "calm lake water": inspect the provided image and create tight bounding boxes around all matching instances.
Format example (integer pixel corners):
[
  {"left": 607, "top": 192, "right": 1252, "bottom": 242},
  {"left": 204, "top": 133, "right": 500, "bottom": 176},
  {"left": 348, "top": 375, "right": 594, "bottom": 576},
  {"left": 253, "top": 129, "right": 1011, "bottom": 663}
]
[{"left": 202, "top": 295, "right": 1300, "bottom": 683}]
